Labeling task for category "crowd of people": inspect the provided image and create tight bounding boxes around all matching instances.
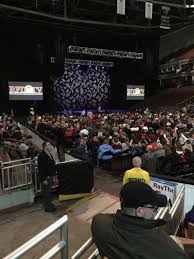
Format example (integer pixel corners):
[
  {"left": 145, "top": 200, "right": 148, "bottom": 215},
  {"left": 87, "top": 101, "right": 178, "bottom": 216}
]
[
  {"left": 33, "top": 108, "right": 194, "bottom": 175},
  {"left": 1, "top": 109, "right": 194, "bottom": 257},
  {"left": 0, "top": 113, "right": 39, "bottom": 162}
]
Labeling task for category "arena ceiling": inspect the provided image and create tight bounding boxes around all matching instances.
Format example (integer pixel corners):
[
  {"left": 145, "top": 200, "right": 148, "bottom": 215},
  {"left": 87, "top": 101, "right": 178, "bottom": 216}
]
[{"left": 0, "top": 0, "right": 194, "bottom": 33}]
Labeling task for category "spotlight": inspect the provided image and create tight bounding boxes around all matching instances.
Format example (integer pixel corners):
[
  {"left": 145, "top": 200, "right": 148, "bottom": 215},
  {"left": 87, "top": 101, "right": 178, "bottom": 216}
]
[
  {"left": 89, "top": 65, "right": 91, "bottom": 68},
  {"left": 102, "top": 66, "right": 104, "bottom": 69}
]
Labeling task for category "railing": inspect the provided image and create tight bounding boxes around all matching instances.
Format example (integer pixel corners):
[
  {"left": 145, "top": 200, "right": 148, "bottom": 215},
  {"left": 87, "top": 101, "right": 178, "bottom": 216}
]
[
  {"left": 176, "top": 95, "right": 194, "bottom": 108},
  {"left": 4, "top": 215, "right": 68, "bottom": 259},
  {"left": 168, "top": 185, "right": 185, "bottom": 235},
  {"left": 33, "top": 166, "right": 42, "bottom": 194},
  {"left": 71, "top": 238, "right": 94, "bottom": 259},
  {"left": 0, "top": 158, "right": 32, "bottom": 192}
]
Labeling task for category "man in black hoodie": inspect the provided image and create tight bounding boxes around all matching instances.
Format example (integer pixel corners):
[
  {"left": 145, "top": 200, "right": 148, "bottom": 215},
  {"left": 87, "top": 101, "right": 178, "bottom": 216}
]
[
  {"left": 91, "top": 181, "right": 189, "bottom": 259},
  {"left": 38, "top": 141, "right": 57, "bottom": 212}
]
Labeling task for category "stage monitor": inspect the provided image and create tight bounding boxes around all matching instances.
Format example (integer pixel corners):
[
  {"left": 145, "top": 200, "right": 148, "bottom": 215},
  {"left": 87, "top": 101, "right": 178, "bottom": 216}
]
[
  {"left": 9, "top": 81, "right": 43, "bottom": 101},
  {"left": 126, "top": 84, "right": 145, "bottom": 100}
]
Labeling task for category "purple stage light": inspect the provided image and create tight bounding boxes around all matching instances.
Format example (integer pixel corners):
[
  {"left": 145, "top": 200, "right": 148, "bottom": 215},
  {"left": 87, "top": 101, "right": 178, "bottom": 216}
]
[{"left": 89, "top": 65, "right": 91, "bottom": 68}]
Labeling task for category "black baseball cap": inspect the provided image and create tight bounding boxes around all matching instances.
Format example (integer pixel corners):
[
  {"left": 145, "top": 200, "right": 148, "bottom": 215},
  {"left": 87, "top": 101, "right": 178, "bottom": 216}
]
[{"left": 120, "top": 181, "right": 167, "bottom": 208}]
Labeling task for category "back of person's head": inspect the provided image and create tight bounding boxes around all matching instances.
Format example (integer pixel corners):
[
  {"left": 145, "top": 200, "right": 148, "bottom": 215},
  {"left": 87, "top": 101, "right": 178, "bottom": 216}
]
[
  {"left": 146, "top": 145, "right": 152, "bottom": 152},
  {"left": 103, "top": 138, "right": 109, "bottom": 145},
  {"left": 170, "top": 145, "right": 176, "bottom": 153},
  {"left": 132, "top": 156, "right": 142, "bottom": 168},
  {"left": 42, "top": 141, "right": 48, "bottom": 149},
  {"left": 120, "top": 181, "right": 167, "bottom": 219},
  {"left": 157, "top": 143, "right": 163, "bottom": 150}
]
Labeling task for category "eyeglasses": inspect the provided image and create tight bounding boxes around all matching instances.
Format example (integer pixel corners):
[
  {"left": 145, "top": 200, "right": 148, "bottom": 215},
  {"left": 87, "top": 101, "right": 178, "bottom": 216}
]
[{"left": 142, "top": 205, "right": 158, "bottom": 212}]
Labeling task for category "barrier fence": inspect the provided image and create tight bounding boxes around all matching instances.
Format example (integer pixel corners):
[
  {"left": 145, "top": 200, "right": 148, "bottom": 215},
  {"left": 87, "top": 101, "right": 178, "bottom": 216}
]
[
  {"left": 4, "top": 215, "right": 68, "bottom": 259},
  {"left": 0, "top": 158, "right": 32, "bottom": 192}
]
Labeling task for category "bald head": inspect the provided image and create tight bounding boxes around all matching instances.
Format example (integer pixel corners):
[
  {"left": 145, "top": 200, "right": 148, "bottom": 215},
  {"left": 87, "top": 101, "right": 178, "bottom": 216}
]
[{"left": 132, "top": 156, "right": 142, "bottom": 168}]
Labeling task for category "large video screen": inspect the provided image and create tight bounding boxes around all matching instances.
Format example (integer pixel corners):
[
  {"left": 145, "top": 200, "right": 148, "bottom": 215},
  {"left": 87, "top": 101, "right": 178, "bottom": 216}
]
[
  {"left": 9, "top": 81, "right": 43, "bottom": 101},
  {"left": 126, "top": 84, "right": 145, "bottom": 100}
]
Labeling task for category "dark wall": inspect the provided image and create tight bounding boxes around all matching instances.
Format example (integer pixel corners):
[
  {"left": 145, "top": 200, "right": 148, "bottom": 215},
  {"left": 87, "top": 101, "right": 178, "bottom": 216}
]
[{"left": 0, "top": 18, "right": 160, "bottom": 114}]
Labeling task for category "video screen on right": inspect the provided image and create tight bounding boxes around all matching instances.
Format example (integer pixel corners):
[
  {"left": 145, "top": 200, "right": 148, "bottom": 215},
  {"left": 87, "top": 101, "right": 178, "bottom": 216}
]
[{"left": 126, "top": 85, "right": 145, "bottom": 100}]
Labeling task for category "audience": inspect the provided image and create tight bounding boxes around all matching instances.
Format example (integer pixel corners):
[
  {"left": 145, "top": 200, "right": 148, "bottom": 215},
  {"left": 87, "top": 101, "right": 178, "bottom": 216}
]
[
  {"left": 0, "top": 113, "right": 39, "bottom": 161},
  {"left": 31, "top": 108, "right": 194, "bottom": 175}
]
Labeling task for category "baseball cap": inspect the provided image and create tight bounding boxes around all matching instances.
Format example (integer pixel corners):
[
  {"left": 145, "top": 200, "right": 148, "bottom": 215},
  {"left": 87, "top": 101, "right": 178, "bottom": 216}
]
[{"left": 120, "top": 181, "right": 167, "bottom": 208}]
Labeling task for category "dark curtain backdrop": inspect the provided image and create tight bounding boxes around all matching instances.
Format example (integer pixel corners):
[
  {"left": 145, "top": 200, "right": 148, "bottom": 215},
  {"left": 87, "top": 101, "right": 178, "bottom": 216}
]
[{"left": 51, "top": 64, "right": 111, "bottom": 110}]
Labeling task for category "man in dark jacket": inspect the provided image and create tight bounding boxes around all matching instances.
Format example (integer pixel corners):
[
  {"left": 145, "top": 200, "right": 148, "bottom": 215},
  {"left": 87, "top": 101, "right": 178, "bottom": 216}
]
[
  {"left": 91, "top": 181, "right": 189, "bottom": 259},
  {"left": 38, "top": 141, "right": 57, "bottom": 212}
]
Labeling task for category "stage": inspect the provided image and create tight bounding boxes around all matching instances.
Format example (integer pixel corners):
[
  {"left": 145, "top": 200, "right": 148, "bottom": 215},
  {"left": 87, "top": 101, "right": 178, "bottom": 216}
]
[{"left": 58, "top": 109, "right": 129, "bottom": 115}]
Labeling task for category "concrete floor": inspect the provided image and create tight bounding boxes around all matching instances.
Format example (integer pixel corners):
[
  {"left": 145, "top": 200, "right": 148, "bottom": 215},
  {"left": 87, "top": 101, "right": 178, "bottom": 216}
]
[{"left": 0, "top": 168, "right": 122, "bottom": 258}]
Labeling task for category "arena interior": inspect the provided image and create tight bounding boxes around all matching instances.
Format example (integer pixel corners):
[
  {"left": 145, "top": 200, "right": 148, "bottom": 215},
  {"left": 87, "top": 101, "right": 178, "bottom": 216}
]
[{"left": 1, "top": 1, "right": 194, "bottom": 258}]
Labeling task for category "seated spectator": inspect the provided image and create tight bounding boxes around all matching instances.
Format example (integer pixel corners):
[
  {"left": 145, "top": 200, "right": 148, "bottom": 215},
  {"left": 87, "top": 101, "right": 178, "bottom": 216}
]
[
  {"left": 91, "top": 181, "right": 189, "bottom": 259},
  {"left": 19, "top": 140, "right": 29, "bottom": 158},
  {"left": 141, "top": 145, "right": 154, "bottom": 164},
  {"left": 121, "top": 137, "right": 130, "bottom": 153},
  {"left": 130, "top": 141, "right": 143, "bottom": 156},
  {"left": 0, "top": 146, "right": 11, "bottom": 162},
  {"left": 98, "top": 138, "right": 121, "bottom": 161},
  {"left": 161, "top": 145, "right": 181, "bottom": 175},
  {"left": 123, "top": 156, "right": 150, "bottom": 185},
  {"left": 112, "top": 137, "right": 122, "bottom": 150},
  {"left": 184, "top": 205, "right": 194, "bottom": 230},
  {"left": 71, "top": 138, "right": 88, "bottom": 160},
  {"left": 154, "top": 143, "right": 165, "bottom": 158}
]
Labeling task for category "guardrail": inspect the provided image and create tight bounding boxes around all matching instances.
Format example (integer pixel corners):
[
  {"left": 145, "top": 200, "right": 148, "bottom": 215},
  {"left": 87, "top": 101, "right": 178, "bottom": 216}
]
[
  {"left": 4, "top": 215, "right": 68, "bottom": 259},
  {"left": 1, "top": 158, "right": 32, "bottom": 192},
  {"left": 177, "top": 95, "right": 194, "bottom": 107},
  {"left": 168, "top": 185, "right": 185, "bottom": 235}
]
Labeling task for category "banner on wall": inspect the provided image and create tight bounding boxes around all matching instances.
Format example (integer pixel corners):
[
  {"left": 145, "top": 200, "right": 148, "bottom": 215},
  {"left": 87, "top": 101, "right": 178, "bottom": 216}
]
[
  {"left": 145, "top": 2, "right": 153, "bottom": 19},
  {"left": 117, "top": 0, "right": 125, "bottom": 15},
  {"left": 160, "top": 5, "right": 170, "bottom": 29},
  {"left": 150, "top": 177, "right": 177, "bottom": 204}
]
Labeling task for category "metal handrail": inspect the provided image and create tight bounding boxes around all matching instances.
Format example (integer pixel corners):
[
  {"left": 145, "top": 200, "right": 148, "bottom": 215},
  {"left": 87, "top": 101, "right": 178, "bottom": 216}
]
[
  {"left": 4, "top": 215, "right": 68, "bottom": 259},
  {"left": 2, "top": 162, "right": 31, "bottom": 170},
  {"left": 177, "top": 95, "right": 194, "bottom": 106},
  {"left": 1, "top": 158, "right": 32, "bottom": 192},
  {"left": 71, "top": 237, "right": 94, "bottom": 259},
  {"left": 169, "top": 185, "right": 185, "bottom": 218},
  {"left": 1, "top": 158, "right": 31, "bottom": 165}
]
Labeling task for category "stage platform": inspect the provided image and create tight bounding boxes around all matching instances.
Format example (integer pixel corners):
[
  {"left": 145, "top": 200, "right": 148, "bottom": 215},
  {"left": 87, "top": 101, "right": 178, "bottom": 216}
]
[{"left": 58, "top": 109, "right": 129, "bottom": 115}]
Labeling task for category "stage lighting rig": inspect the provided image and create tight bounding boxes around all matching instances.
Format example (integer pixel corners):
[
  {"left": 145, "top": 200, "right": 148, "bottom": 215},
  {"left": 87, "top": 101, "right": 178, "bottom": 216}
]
[{"left": 67, "top": 46, "right": 143, "bottom": 60}]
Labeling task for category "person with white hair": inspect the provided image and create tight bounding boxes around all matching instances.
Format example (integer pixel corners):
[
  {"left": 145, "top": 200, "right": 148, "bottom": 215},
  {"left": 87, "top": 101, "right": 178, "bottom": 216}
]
[
  {"left": 154, "top": 143, "right": 165, "bottom": 158},
  {"left": 123, "top": 156, "right": 150, "bottom": 185},
  {"left": 141, "top": 145, "right": 154, "bottom": 164}
]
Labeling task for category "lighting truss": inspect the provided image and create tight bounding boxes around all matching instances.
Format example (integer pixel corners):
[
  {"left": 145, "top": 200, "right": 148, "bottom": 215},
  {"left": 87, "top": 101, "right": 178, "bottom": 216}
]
[
  {"left": 64, "top": 58, "right": 114, "bottom": 67},
  {"left": 67, "top": 46, "right": 143, "bottom": 60}
]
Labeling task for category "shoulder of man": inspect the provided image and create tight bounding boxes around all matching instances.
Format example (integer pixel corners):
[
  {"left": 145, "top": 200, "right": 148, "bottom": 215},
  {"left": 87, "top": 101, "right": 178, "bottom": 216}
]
[{"left": 92, "top": 214, "right": 114, "bottom": 235}]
